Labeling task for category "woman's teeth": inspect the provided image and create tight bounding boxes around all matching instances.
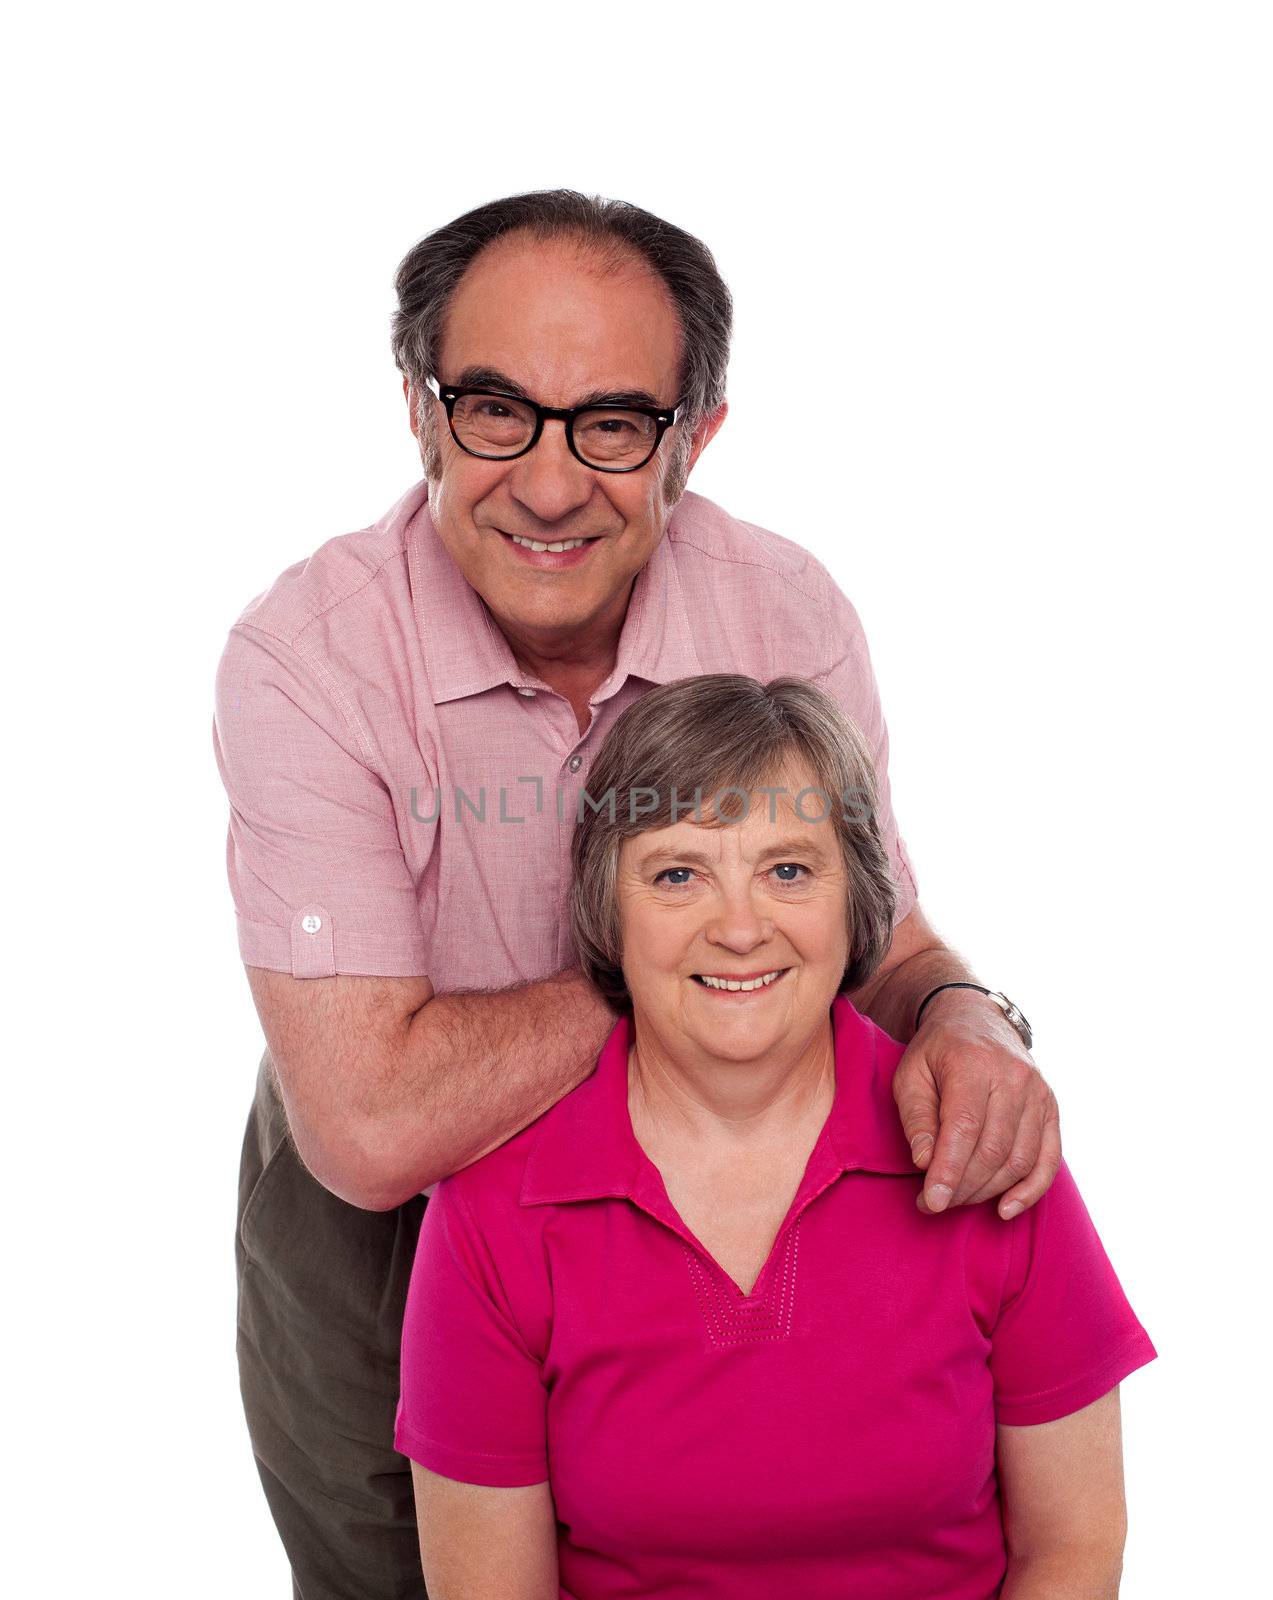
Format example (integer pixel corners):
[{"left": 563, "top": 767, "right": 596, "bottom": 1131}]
[
  {"left": 510, "top": 534, "right": 589, "bottom": 553},
  {"left": 695, "top": 970, "right": 784, "bottom": 992}
]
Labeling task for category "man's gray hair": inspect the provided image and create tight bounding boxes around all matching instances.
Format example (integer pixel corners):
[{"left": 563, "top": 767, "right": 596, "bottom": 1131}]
[
  {"left": 570, "top": 675, "right": 898, "bottom": 1009},
  {"left": 391, "top": 189, "right": 733, "bottom": 433}
]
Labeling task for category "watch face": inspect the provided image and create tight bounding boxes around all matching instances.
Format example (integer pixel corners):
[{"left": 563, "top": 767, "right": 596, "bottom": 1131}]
[{"left": 990, "top": 992, "right": 1032, "bottom": 1048}]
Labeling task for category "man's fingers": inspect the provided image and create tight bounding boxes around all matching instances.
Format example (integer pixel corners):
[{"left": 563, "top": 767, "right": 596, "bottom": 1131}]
[
  {"left": 958, "top": 1091, "right": 1047, "bottom": 1209},
  {"left": 993, "top": 1100, "right": 1062, "bottom": 1219},
  {"left": 944, "top": 1080, "right": 1027, "bottom": 1207},
  {"left": 892, "top": 1052, "right": 942, "bottom": 1174},
  {"left": 908, "top": 1130, "right": 935, "bottom": 1169},
  {"left": 914, "top": 1088, "right": 990, "bottom": 1213}
]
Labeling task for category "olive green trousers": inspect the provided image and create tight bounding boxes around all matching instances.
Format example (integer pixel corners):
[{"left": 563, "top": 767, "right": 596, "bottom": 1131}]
[{"left": 236, "top": 1051, "right": 429, "bottom": 1599}]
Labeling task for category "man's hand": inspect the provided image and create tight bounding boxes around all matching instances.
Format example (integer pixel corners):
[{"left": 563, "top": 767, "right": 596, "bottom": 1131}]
[{"left": 892, "top": 989, "right": 1061, "bottom": 1219}]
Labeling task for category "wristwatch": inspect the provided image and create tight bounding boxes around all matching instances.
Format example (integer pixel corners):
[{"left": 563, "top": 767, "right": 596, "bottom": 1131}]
[{"left": 915, "top": 983, "right": 1033, "bottom": 1050}]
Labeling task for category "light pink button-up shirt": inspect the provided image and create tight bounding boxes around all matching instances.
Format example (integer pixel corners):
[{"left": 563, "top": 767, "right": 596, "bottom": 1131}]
[{"left": 213, "top": 479, "right": 918, "bottom": 988}]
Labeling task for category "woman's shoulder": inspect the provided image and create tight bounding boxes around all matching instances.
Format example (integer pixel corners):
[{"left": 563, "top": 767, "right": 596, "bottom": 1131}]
[
  {"left": 431, "top": 1054, "right": 611, "bottom": 1231},
  {"left": 432, "top": 1115, "right": 550, "bottom": 1225}
]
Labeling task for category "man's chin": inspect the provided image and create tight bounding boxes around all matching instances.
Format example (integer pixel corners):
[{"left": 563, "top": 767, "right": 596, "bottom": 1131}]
[{"left": 484, "top": 583, "right": 606, "bottom": 642}]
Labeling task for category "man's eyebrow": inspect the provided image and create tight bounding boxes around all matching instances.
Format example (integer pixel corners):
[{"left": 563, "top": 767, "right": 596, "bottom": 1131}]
[
  {"left": 452, "top": 365, "right": 533, "bottom": 398},
  {"left": 576, "top": 386, "right": 664, "bottom": 409},
  {"left": 450, "top": 366, "right": 664, "bottom": 410}
]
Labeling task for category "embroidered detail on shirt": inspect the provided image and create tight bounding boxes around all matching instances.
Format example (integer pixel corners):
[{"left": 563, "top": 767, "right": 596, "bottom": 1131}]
[{"left": 682, "top": 1220, "right": 800, "bottom": 1347}]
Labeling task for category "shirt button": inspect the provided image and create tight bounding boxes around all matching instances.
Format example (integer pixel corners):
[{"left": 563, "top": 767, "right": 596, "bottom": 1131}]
[
  {"left": 517, "top": 687, "right": 536, "bottom": 698},
  {"left": 568, "top": 754, "right": 583, "bottom": 772},
  {"left": 301, "top": 914, "right": 322, "bottom": 934}
]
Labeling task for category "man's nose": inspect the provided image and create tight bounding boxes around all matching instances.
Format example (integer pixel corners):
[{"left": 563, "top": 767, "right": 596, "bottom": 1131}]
[{"left": 506, "top": 420, "right": 594, "bottom": 525}]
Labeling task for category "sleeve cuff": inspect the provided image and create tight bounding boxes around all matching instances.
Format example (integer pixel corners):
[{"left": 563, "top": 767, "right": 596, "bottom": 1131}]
[
  {"left": 891, "top": 843, "right": 919, "bottom": 925},
  {"left": 995, "top": 1328, "right": 1159, "bottom": 1426},
  {"left": 235, "top": 911, "right": 430, "bottom": 978},
  {"left": 394, "top": 1419, "right": 549, "bottom": 1488}
]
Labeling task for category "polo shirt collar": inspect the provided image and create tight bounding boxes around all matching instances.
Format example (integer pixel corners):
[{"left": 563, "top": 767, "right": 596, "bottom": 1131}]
[
  {"left": 520, "top": 994, "right": 917, "bottom": 1214},
  {"left": 603, "top": 503, "right": 703, "bottom": 696},
  {"left": 402, "top": 481, "right": 702, "bottom": 707}
]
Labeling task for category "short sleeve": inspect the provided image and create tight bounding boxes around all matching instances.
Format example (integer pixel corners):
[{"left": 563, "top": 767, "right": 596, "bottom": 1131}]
[
  {"left": 991, "top": 1159, "right": 1158, "bottom": 1425},
  {"left": 213, "top": 623, "right": 433, "bottom": 977},
  {"left": 812, "top": 581, "right": 919, "bottom": 925},
  {"left": 395, "top": 1178, "right": 549, "bottom": 1486}
]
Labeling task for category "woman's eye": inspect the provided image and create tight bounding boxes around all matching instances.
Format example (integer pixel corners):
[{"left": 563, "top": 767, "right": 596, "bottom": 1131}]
[
  {"left": 654, "top": 868, "right": 694, "bottom": 887},
  {"left": 772, "top": 863, "right": 806, "bottom": 883}
]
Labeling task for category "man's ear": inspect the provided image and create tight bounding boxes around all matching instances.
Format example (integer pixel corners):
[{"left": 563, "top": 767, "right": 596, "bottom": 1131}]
[
  {"left": 685, "top": 400, "right": 729, "bottom": 475},
  {"left": 403, "top": 375, "right": 419, "bottom": 439}
]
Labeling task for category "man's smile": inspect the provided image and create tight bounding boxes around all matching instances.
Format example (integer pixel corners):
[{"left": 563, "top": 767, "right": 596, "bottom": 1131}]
[{"left": 495, "top": 527, "right": 604, "bottom": 568}]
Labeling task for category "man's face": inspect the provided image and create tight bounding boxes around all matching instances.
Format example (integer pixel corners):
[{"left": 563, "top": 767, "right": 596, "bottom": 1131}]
[{"left": 406, "top": 234, "right": 723, "bottom": 645}]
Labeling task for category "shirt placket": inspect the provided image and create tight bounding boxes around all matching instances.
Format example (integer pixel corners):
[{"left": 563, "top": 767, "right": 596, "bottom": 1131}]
[{"left": 509, "top": 681, "right": 600, "bottom": 971}]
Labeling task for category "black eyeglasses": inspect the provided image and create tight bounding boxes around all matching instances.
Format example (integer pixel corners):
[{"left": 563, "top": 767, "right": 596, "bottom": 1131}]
[{"left": 424, "top": 375, "right": 682, "bottom": 473}]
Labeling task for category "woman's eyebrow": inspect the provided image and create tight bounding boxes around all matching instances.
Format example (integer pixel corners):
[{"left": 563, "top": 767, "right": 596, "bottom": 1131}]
[
  {"left": 755, "top": 836, "right": 834, "bottom": 863},
  {"left": 639, "top": 847, "right": 715, "bottom": 870},
  {"left": 637, "top": 836, "right": 833, "bottom": 871}
]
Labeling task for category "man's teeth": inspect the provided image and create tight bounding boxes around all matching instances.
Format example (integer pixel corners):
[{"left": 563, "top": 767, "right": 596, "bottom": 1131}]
[
  {"left": 696, "top": 970, "right": 784, "bottom": 992},
  {"left": 510, "top": 534, "right": 589, "bottom": 553}
]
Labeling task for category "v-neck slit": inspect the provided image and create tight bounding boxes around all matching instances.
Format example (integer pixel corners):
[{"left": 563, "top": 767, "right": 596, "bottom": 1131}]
[{"left": 626, "top": 1121, "right": 846, "bottom": 1312}]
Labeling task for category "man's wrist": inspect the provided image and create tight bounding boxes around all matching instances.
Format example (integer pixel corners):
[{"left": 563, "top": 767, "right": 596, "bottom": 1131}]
[{"left": 915, "top": 982, "right": 1033, "bottom": 1050}]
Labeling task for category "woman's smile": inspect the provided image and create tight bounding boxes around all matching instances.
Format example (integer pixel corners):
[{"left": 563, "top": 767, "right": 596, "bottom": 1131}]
[{"left": 690, "top": 966, "right": 792, "bottom": 994}]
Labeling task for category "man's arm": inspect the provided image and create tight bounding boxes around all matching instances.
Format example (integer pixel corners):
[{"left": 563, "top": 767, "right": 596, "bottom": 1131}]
[
  {"left": 808, "top": 575, "right": 1057, "bottom": 1217},
  {"left": 845, "top": 904, "right": 1061, "bottom": 1219},
  {"left": 246, "top": 964, "right": 617, "bottom": 1210}
]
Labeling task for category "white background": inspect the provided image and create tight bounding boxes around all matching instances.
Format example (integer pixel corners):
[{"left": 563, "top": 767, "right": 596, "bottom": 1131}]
[{"left": 5, "top": 3, "right": 1268, "bottom": 1594}]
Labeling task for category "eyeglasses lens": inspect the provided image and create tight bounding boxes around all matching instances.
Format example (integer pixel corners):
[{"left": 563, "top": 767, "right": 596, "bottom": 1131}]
[
  {"left": 452, "top": 394, "right": 537, "bottom": 454},
  {"left": 572, "top": 408, "right": 658, "bottom": 468}
]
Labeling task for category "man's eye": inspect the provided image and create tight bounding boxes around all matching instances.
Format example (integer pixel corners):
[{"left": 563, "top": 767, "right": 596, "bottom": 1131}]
[
  {"left": 654, "top": 868, "right": 694, "bottom": 887},
  {"left": 772, "top": 863, "right": 807, "bottom": 882},
  {"left": 475, "top": 400, "right": 514, "bottom": 418}
]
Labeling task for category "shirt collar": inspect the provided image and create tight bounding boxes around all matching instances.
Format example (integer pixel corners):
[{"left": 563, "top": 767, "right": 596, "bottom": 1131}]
[
  {"left": 519, "top": 994, "right": 917, "bottom": 1211},
  {"left": 401, "top": 479, "right": 703, "bottom": 706}
]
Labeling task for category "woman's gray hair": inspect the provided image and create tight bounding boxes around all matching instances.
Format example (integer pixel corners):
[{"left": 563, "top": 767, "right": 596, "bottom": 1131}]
[
  {"left": 570, "top": 675, "right": 897, "bottom": 1009},
  {"left": 390, "top": 189, "right": 733, "bottom": 434}
]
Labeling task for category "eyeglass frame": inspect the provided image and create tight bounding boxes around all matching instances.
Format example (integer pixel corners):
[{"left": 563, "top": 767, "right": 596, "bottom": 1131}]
[{"left": 423, "top": 374, "right": 683, "bottom": 474}]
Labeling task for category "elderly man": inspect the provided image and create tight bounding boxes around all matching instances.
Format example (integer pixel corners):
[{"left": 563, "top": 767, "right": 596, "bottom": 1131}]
[{"left": 214, "top": 190, "right": 1060, "bottom": 1599}]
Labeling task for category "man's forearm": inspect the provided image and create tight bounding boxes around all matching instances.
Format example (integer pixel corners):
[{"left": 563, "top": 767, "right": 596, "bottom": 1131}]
[
  {"left": 366, "top": 967, "right": 619, "bottom": 1202},
  {"left": 846, "top": 906, "right": 988, "bottom": 1044}
]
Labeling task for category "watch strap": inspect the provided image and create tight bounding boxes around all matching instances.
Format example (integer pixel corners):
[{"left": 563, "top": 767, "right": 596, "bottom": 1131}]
[{"left": 914, "top": 982, "right": 1033, "bottom": 1050}]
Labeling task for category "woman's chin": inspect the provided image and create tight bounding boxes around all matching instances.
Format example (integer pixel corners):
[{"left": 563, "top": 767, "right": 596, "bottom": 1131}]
[
  {"left": 678, "top": 974, "right": 801, "bottom": 1061},
  {"left": 628, "top": 969, "right": 840, "bottom": 1063}
]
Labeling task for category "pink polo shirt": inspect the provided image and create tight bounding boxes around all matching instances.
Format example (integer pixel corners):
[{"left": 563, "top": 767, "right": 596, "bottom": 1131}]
[
  {"left": 395, "top": 995, "right": 1157, "bottom": 1599},
  {"left": 213, "top": 479, "right": 917, "bottom": 987}
]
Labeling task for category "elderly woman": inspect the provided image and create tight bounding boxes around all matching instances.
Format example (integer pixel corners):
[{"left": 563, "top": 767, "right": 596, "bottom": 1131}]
[{"left": 394, "top": 675, "right": 1156, "bottom": 1599}]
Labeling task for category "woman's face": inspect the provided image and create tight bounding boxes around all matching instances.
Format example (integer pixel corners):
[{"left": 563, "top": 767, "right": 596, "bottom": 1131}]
[{"left": 615, "top": 759, "right": 851, "bottom": 1067}]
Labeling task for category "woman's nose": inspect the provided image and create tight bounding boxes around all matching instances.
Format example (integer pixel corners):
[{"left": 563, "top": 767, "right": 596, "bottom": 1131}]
[{"left": 704, "top": 889, "right": 774, "bottom": 953}]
